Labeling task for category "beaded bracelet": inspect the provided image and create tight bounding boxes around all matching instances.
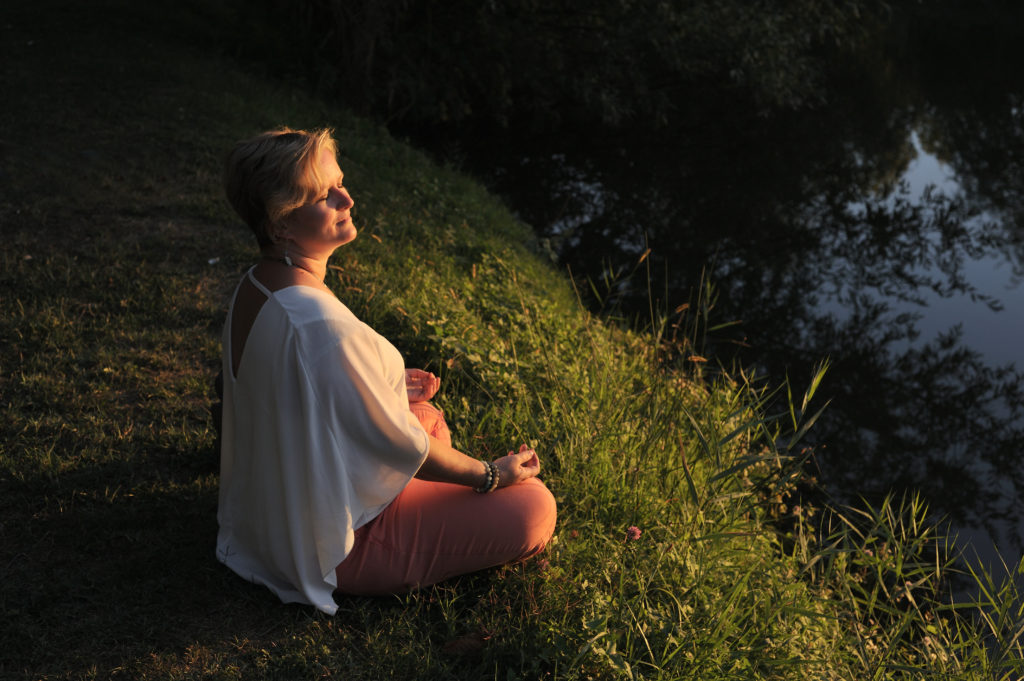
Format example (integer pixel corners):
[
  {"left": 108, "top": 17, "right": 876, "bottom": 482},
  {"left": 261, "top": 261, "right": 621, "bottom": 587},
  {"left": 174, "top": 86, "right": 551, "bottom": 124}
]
[
  {"left": 486, "top": 462, "right": 500, "bottom": 493},
  {"left": 474, "top": 461, "right": 500, "bottom": 493}
]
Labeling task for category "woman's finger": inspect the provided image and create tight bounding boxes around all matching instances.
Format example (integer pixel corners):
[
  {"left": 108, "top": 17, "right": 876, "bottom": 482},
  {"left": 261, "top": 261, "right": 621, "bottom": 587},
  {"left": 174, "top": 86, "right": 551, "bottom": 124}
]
[{"left": 515, "top": 448, "right": 539, "bottom": 472}]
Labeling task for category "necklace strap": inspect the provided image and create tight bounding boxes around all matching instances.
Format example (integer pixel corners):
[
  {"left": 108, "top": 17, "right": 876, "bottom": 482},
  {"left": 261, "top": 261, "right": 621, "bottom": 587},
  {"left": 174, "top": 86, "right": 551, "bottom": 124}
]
[{"left": 260, "top": 255, "right": 324, "bottom": 282}]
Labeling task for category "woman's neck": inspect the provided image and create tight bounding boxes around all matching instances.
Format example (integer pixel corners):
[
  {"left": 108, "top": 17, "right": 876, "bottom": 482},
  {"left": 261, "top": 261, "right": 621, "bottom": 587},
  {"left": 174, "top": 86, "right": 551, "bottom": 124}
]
[{"left": 260, "top": 250, "right": 327, "bottom": 283}]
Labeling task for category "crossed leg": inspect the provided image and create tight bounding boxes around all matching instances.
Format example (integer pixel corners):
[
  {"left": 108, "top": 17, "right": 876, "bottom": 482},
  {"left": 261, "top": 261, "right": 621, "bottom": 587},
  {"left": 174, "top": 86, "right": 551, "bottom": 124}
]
[{"left": 335, "top": 402, "right": 557, "bottom": 595}]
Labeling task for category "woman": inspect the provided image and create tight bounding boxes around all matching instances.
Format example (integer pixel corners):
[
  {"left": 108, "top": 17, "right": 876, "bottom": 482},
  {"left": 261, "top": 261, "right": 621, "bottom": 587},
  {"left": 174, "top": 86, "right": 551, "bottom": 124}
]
[{"left": 217, "top": 127, "right": 556, "bottom": 614}]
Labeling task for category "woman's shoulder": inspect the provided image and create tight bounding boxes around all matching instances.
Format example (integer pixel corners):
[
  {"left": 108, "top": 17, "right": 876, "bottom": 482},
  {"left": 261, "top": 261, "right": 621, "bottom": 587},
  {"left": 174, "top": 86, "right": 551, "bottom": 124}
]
[
  {"left": 272, "top": 285, "right": 358, "bottom": 327},
  {"left": 240, "top": 266, "right": 377, "bottom": 344}
]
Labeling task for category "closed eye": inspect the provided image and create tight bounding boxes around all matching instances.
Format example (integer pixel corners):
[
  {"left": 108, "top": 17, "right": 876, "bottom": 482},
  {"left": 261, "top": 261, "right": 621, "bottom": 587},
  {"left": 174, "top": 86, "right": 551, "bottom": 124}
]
[{"left": 322, "top": 182, "right": 345, "bottom": 199}]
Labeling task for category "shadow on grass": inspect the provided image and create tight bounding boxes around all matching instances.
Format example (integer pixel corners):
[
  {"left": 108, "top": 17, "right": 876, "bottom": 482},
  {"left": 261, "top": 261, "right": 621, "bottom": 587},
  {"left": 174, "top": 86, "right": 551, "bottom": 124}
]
[
  {"left": 3, "top": 445, "right": 515, "bottom": 678},
  {"left": 2, "top": 444, "right": 298, "bottom": 676}
]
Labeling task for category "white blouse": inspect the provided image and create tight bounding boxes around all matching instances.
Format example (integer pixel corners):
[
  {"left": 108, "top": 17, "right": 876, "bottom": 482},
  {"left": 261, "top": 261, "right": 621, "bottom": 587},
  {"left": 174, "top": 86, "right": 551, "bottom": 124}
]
[{"left": 216, "top": 268, "right": 430, "bottom": 614}]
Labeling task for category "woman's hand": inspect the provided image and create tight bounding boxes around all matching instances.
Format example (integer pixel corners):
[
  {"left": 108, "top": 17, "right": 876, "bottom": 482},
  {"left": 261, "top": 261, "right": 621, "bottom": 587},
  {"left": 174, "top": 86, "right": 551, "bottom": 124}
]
[
  {"left": 416, "top": 435, "right": 542, "bottom": 491},
  {"left": 405, "top": 368, "right": 440, "bottom": 403},
  {"left": 494, "top": 444, "right": 541, "bottom": 487}
]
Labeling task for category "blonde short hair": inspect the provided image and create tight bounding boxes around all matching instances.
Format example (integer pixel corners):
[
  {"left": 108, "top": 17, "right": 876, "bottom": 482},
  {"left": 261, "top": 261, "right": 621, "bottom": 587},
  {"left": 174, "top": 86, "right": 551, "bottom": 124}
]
[{"left": 223, "top": 127, "right": 338, "bottom": 247}]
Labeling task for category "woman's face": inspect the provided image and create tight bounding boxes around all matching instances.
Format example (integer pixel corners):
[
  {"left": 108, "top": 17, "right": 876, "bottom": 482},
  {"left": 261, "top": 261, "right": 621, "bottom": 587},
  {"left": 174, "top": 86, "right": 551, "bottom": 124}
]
[{"left": 283, "top": 148, "right": 356, "bottom": 257}]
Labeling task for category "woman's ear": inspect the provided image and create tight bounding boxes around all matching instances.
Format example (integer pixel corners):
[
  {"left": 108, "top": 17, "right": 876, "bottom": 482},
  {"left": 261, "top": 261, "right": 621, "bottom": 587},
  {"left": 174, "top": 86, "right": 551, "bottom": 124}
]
[{"left": 270, "top": 222, "right": 291, "bottom": 243}]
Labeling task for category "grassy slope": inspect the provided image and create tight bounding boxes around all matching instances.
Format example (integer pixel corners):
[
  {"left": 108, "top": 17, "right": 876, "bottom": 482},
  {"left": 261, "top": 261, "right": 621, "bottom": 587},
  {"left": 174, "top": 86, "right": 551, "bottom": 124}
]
[{"left": 2, "top": 0, "right": 1021, "bottom": 679}]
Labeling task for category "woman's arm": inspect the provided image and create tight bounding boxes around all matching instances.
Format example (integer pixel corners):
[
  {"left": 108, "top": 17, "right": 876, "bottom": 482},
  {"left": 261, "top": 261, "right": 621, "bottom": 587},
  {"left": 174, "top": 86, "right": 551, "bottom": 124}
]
[{"left": 415, "top": 438, "right": 541, "bottom": 490}]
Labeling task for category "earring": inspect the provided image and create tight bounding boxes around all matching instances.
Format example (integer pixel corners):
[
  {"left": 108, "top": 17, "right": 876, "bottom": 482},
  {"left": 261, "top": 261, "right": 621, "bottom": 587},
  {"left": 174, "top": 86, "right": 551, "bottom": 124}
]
[{"left": 283, "top": 245, "right": 293, "bottom": 267}]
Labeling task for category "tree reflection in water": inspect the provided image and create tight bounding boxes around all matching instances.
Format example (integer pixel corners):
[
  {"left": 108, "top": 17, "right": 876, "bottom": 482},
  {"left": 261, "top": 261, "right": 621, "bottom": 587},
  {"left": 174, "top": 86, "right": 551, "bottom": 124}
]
[{"left": 435, "top": 8, "right": 1024, "bottom": 558}]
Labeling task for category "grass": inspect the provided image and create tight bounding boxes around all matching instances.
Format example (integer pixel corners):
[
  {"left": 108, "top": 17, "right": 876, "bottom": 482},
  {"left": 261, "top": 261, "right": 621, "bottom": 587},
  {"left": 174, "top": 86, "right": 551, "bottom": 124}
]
[{"left": 2, "top": 0, "right": 1023, "bottom": 678}]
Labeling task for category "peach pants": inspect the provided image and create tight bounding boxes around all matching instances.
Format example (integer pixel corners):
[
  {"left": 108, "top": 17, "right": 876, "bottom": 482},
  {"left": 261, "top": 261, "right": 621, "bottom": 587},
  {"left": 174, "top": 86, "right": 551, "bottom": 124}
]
[{"left": 334, "top": 402, "right": 557, "bottom": 596}]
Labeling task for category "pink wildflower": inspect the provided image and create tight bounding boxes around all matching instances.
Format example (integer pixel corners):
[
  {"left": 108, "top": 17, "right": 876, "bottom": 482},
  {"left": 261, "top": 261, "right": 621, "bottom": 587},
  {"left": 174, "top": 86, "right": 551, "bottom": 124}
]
[{"left": 626, "top": 525, "right": 642, "bottom": 541}]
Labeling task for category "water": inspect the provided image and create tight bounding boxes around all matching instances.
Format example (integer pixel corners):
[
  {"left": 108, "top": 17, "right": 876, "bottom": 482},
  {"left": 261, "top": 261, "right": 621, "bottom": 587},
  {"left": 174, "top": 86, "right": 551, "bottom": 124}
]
[
  {"left": 823, "top": 129, "right": 1024, "bottom": 592},
  {"left": 892, "top": 134, "right": 1022, "bottom": 370},
  {"left": 402, "top": 6, "right": 1024, "bottom": 589}
]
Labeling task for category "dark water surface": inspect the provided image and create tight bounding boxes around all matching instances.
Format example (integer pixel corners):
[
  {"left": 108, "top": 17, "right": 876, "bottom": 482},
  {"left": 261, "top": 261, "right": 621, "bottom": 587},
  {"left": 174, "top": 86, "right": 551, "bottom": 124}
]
[{"left": 405, "top": 8, "right": 1024, "bottom": 583}]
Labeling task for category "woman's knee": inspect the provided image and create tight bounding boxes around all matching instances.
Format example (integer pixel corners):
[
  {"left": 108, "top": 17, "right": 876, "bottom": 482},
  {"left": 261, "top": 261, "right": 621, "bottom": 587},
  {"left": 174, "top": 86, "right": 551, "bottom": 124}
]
[
  {"left": 408, "top": 401, "right": 451, "bottom": 446},
  {"left": 506, "top": 478, "right": 557, "bottom": 556}
]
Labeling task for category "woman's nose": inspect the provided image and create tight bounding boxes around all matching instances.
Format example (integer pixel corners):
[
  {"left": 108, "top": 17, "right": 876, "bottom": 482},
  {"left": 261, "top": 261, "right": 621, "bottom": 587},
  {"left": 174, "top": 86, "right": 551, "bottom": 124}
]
[{"left": 337, "top": 188, "right": 354, "bottom": 210}]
